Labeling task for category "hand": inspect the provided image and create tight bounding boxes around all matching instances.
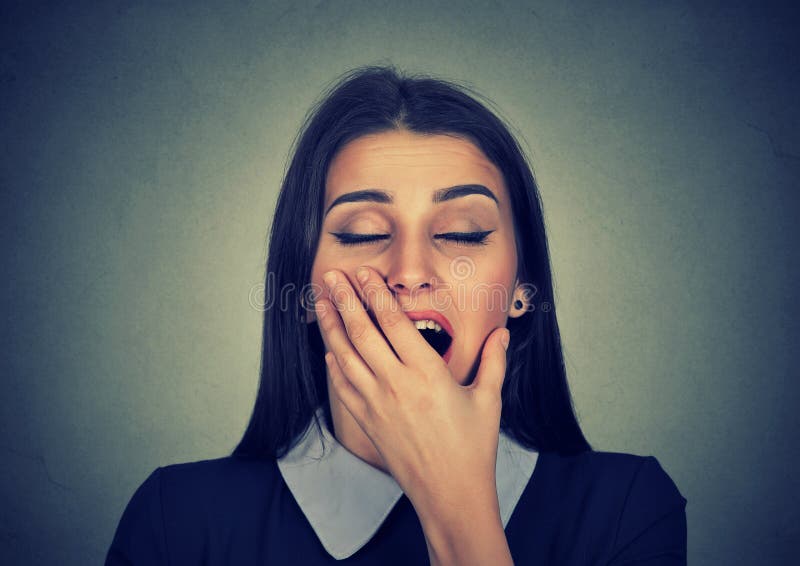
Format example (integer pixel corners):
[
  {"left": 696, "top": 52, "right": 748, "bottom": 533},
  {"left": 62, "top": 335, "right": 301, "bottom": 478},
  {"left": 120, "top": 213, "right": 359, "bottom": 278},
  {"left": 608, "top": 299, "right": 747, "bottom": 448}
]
[{"left": 315, "top": 266, "right": 510, "bottom": 519}]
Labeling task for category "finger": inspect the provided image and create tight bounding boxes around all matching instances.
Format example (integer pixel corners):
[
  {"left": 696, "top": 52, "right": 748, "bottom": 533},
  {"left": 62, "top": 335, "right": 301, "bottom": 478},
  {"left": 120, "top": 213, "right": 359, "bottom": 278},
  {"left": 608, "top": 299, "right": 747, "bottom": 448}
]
[
  {"left": 468, "top": 328, "right": 509, "bottom": 399},
  {"left": 326, "top": 353, "right": 385, "bottom": 462},
  {"left": 323, "top": 270, "right": 402, "bottom": 379},
  {"left": 325, "top": 351, "right": 368, "bottom": 422},
  {"left": 353, "top": 266, "right": 446, "bottom": 371},
  {"left": 315, "top": 298, "right": 379, "bottom": 399}
]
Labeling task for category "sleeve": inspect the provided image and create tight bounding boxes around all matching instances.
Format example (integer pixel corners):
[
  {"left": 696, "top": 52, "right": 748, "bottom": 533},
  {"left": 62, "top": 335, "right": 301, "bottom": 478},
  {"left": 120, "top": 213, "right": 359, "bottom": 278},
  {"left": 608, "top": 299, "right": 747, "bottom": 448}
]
[
  {"left": 607, "top": 456, "right": 687, "bottom": 565},
  {"left": 105, "top": 467, "right": 170, "bottom": 566}
]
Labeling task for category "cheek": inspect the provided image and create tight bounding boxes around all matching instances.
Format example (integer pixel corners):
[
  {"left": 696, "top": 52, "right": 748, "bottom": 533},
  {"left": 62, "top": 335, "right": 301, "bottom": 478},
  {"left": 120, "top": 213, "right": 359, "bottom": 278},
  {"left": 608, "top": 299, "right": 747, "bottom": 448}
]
[
  {"left": 309, "top": 250, "right": 336, "bottom": 301},
  {"left": 466, "top": 265, "right": 515, "bottom": 315},
  {"left": 310, "top": 247, "right": 363, "bottom": 297},
  {"left": 310, "top": 246, "right": 342, "bottom": 282}
]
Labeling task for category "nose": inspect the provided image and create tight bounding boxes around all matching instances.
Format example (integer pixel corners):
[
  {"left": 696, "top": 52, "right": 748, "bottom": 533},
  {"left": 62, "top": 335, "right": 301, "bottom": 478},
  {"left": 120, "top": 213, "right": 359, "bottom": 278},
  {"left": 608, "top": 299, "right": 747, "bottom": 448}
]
[{"left": 384, "top": 238, "right": 438, "bottom": 300}]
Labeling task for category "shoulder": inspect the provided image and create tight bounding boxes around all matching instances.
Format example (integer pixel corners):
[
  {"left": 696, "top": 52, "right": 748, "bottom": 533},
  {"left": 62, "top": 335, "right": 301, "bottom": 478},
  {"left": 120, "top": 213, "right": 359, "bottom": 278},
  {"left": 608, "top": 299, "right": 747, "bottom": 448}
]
[
  {"left": 549, "top": 450, "right": 681, "bottom": 489},
  {"left": 531, "top": 450, "right": 687, "bottom": 563},
  {"left": 153, "top": 455, "right": 282, "bottom": 515},
  {"left": 116, "top": 454, "right": 282, "bottom": 517},
  {"left": 536, "top": 450, "right": 686, "bottom": 516},
  {"left": 597, "top": 451, "right": 685, "bottom": 509},
  {"left": 133, "top": 455, "right": 282, "bottom": 518},
  {"left": 157, "top": 454, "right": 280, "bottom": 489},
  {"left": 106, "top": 455, "right": 283, "bottom": 564}
]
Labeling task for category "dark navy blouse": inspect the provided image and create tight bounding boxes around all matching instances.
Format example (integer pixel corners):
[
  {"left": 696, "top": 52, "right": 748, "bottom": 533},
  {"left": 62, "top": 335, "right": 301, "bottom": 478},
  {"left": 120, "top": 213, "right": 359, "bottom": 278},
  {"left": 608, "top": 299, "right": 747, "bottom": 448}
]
[{"left": 106, "top": 445, "right": 687, "bottom": 565}]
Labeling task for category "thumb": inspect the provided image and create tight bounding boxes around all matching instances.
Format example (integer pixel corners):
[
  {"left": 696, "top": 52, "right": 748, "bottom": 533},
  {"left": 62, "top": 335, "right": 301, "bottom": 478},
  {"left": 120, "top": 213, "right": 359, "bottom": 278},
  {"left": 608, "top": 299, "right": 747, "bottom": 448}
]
[{"left": 469, "top": 327, "right": 509, "bottom": 395}]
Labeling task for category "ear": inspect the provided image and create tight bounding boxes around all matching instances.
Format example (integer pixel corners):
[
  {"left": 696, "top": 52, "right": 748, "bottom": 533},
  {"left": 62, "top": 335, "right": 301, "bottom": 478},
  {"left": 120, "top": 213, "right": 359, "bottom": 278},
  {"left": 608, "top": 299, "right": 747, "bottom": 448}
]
[{"left": 508, "top": 278, "right": 530, "bottom": 319}]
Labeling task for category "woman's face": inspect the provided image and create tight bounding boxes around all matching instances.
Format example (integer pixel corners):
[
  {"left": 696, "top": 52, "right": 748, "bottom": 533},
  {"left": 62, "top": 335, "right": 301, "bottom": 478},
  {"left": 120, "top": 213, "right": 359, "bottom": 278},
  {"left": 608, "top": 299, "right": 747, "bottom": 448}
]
[{"left": 310, "top": 129, "right": 521, "bottom": 386}]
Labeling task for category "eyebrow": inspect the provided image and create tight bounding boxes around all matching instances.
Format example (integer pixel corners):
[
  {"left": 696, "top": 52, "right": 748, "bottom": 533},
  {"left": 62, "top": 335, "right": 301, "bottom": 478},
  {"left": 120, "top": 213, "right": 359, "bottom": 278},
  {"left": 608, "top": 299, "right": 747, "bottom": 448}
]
[{"left": 325, "top": 184, "right": 499, "bottom": 216}]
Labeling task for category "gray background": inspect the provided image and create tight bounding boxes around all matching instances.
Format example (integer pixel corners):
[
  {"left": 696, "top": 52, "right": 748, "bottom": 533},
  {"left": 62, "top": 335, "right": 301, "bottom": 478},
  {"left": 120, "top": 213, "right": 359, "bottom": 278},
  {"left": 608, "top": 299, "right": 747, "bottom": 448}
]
[{"left": 2, "top": 1, "right": 798, "bottom": 564}]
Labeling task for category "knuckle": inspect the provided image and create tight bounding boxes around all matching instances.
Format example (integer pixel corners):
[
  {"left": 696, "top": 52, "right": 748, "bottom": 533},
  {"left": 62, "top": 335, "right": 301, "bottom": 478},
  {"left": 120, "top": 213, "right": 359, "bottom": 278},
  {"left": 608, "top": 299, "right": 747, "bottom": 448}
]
[
  {"left": 386, "top": 384, "right": 399, "bottom": 401},
  {"left": 338, "top": 352, "right": 358, "bottom": 373},
  {"left": 360, "top": 283, "right": 381, "bottom": 306},
  {"left": 413, "top": 393, "right": 434, "bottom": 414},
  {"left": 319, "top": 311, "right": 337, "bottom": 333},
  {"left": 348, "top": 318, "right": 369, "bottom": 343},
  {"left": 365, "top": 402, "right": 382, "bottom": 421},
  {"left": 380, "top": 306, "right": 404, "bottom": 329},
  {"left": 329, "top": 368, "right": 342, "bottom": 387}
]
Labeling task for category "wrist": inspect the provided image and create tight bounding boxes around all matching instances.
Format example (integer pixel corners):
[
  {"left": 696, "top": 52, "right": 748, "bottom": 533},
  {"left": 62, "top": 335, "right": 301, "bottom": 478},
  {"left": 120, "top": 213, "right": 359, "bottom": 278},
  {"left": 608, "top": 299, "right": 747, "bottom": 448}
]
[{"left": 414, "top": 492, "right": 512, "bottom": 566}]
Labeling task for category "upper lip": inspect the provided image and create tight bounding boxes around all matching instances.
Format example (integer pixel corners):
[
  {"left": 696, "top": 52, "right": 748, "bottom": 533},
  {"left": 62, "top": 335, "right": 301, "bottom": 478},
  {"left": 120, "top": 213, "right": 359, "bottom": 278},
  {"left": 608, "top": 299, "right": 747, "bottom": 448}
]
[{"left": 404, "top": 310, "right": 454, "bottom": 338}]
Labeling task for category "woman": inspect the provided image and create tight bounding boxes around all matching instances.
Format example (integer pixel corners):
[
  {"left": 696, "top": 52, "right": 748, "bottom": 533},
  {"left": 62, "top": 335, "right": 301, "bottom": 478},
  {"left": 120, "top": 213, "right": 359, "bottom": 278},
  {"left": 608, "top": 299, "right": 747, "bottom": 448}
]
[{"left": 106, "top": 65, "right": 687, "bottom": 565}]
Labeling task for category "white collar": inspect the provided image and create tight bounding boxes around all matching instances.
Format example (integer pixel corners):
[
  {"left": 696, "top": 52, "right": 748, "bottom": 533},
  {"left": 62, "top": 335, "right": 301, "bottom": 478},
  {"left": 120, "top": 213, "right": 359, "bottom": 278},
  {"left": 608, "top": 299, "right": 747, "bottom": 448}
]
[{"left": 277, "top": 409, "right": 538, "bottom": 560}]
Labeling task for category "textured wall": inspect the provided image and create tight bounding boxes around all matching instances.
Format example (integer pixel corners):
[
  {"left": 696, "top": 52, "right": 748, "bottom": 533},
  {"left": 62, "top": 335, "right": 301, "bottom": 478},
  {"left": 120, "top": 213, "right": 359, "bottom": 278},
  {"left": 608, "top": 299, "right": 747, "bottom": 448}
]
[{"left": 1, "top": 1, "right": 797, "bottom": 564}]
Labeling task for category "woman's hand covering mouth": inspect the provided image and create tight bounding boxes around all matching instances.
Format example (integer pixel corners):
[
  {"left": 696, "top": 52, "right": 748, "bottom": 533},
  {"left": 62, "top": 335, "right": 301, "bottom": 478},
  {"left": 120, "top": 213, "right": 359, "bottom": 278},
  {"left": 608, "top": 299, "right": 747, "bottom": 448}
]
[{"left": 314, "top": 264, "right": 511, "bottom": 540}]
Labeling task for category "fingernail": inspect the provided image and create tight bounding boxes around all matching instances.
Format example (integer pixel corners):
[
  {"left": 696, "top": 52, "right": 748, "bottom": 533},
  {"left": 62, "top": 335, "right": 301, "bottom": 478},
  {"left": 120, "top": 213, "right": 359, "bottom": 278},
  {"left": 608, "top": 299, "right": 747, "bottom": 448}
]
[
  {"left": 323, "top": 271, "right": 338, "bottom": 289},
  {"left": 501, "top": 329, "right": 510, "bottom": 350},
  {"left": 356, "top": 267, "right": 369, "bottom": 284}
]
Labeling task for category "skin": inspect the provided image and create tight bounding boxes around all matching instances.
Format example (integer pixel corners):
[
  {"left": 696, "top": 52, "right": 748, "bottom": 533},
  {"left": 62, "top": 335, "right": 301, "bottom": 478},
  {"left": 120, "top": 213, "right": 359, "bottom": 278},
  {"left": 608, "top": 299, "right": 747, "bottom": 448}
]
[{"left": 309, "top": 129, "right": 527, "bottom": 565}]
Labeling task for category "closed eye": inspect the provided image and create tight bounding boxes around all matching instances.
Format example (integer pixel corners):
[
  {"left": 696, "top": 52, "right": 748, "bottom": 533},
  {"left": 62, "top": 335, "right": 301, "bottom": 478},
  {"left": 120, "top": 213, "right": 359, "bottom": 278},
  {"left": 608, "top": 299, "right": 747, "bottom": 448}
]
[
  {"left": 435, "top": 231, "right": 494, "bottom": 246},
  {"left": 330, "top": 230, "right": 494, "bottom": 247}
]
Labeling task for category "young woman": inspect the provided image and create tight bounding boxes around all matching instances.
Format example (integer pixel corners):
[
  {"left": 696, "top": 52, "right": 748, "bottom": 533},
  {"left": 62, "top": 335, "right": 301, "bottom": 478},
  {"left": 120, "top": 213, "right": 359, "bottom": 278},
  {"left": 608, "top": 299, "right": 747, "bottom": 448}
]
[{"left": 107, "top": 65, "right": 687, "bottom": 565}]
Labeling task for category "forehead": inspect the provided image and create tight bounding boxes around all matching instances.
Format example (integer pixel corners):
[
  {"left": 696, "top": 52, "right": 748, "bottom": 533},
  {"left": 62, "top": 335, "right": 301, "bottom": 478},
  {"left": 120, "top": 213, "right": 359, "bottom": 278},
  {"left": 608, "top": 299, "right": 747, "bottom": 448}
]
[{"left": 325, "top": 130, "right": 505, "bottom": 201}]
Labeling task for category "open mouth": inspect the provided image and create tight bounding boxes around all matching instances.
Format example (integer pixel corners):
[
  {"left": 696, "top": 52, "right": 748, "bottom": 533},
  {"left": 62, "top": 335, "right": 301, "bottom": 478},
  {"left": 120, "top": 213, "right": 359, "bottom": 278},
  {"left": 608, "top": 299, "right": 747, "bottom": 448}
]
[{"left": 413, "top": 320, "right": 453, "bottom": 361}]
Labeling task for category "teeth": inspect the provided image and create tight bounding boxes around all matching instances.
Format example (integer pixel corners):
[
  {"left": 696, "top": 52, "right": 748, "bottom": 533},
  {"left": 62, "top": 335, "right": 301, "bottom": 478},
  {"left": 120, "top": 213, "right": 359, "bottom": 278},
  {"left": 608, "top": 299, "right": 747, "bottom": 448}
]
[{"left": 413, "top": 319, "right": 444, "bottom": 333}]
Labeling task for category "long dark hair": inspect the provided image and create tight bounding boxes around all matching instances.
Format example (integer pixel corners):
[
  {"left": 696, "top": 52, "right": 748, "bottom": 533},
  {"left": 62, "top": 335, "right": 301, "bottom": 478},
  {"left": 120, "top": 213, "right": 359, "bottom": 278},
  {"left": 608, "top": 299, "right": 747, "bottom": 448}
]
[{"left": 234, "top": 65, "right": 591, "bottom": 459}]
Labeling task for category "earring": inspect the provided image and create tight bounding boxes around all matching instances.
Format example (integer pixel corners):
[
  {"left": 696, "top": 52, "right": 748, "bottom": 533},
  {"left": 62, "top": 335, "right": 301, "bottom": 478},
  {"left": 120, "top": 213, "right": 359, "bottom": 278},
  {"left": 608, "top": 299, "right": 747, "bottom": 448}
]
[{"left": 514, "top": 299, "right": 523, "bottom": 310}]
